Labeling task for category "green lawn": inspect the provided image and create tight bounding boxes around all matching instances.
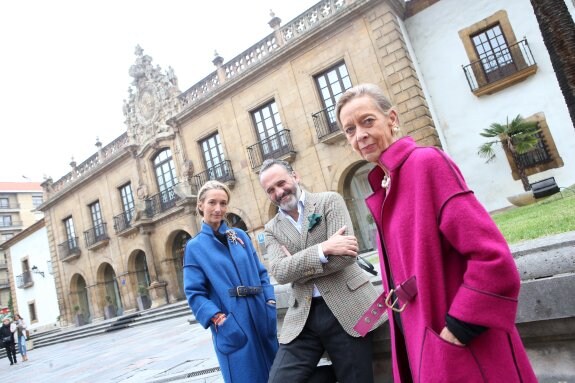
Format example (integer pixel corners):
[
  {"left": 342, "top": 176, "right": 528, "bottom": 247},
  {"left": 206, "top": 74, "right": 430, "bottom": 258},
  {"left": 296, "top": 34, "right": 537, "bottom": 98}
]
[{"left": 492, "top": 188, "right": 575, "bottom": 244}]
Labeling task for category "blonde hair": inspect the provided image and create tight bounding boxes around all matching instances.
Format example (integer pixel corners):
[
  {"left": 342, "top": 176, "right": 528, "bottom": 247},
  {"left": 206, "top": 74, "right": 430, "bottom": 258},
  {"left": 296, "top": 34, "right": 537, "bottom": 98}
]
[
  {"left": 335, "top": 83, "right": 394, "bottom": 130},
  {"left": 196, "top": 180, "right": 231, "bottom": 217}
]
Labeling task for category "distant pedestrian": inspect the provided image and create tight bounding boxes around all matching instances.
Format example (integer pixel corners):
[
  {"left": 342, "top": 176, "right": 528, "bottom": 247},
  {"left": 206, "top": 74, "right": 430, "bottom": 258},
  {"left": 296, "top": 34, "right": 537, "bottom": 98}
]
[
  {"left": 183, "top": 180, "right": 278, "bottom": 383},
  {"left": 1, "top": 317, "right": 17, "bottom": 365},
  {"left": 14, "top": 314, "right": 29, "bottom": 361}
]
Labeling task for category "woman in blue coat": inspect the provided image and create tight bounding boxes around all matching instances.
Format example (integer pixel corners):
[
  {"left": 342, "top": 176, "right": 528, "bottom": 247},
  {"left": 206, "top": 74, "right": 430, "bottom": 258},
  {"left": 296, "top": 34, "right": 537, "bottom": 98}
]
[{"left": 184, "top": 180, "right": 278, "bottom": 383}]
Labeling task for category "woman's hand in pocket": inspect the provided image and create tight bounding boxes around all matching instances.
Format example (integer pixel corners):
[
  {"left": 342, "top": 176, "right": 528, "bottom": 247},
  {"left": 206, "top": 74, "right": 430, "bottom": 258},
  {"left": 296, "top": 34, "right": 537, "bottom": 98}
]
[{"left": 440, "top": 327, "right": 463, "bottom": 346}]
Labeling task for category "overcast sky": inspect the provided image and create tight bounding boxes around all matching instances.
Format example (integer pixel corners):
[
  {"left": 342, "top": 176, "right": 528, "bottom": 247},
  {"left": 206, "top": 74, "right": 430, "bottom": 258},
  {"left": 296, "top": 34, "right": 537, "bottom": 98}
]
[{"left": 0, "top": 0, "right": 319, "bottom": 182}]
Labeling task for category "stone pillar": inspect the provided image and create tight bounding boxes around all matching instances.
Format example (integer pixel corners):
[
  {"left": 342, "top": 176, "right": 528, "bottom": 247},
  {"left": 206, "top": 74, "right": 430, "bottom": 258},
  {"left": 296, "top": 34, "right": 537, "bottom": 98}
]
[
  {"left": 268, "top": 10, "right": 284, "bottom": 47},
  {"left": 212, "top": 51, "right": 226, "bottom": 85},
  {"left": 86, "top": 283, "right": 104, "bottom": 321},
  {"left": 139, "top": 226, "right": 168, "bottom": 308},
  {"left": 95, "top": 137, "right": 104, "bottom": 161}
]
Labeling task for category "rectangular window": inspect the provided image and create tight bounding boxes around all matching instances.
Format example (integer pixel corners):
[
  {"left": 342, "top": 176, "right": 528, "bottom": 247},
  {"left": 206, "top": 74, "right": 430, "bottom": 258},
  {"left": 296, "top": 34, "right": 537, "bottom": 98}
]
[
  {"left": 251, "top": 101, "right": 287, "bottom": 157},
  {"left": 315, "top": 62, "right": 352, "bottom": 116},
  {"left": 32, "top": 195, "right": 43, "bottom": 208},
  {"left": 516, "top": 130, "right": 552, "bottom": 168},
  {"left": 0, "top": 216, "right": 12, "bottom": 227},
  {"left": 472, "top": 24, "right": 515, "bottom": 83},
  {"left": 201, "top": 133, "right": 227, "bottom": 180},
  {"left": 64, "top": 216, "right": 76, "bottom": 248},
  {"left": 89, "top": 201, "right": 104, "bottom": 237},
  {"left": 28, "top": 302, "right": 38, "bottom": 322},
  {"left": 313, "top": 62, "right": 353, "bottom": 139},
  {"left": 458, "top": 11, "right": 537, "bottom": 95},
  {"left": 119, "top": 183, "right": 135, "bottom": 222},
  {"left": 0, "top": 198, "right": 8, "bottom": 208}
]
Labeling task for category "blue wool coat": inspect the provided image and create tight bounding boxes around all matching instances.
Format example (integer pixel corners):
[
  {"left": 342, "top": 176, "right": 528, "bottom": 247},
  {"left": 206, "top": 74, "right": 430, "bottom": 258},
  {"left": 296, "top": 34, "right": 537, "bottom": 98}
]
[{"left": 184, "top": 221, "right": 278, "bottom": 383}]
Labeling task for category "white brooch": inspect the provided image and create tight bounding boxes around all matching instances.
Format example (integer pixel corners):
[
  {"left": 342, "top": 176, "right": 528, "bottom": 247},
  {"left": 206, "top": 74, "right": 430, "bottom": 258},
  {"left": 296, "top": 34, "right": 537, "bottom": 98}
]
[
  {"left": 226, "top": 229, "right": 245, "bottom": 247},
  {"left": 381, "top": 175, "right": 391, "bottom": 189}
]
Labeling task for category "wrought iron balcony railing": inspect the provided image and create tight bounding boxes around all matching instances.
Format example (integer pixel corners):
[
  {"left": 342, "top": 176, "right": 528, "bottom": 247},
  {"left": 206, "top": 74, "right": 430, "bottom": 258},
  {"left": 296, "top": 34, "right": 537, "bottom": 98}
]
[
  {"left": 247, "top": 130, "right": 296, "bottom": 169},
  {"left": 462, "top": 38, "right": 536, "bottom": 93},
  {"left": 58, "top": 237, "right": 81, "bottom": 261},
  {"left": 113, "top": 209, "right": 134, "bottom": 233},
  {"left": 83, "top": 223, "right": 109, "bottom": 247},
  {"left": 312, "top": 105, "right": 340, "bottom": 140},
  {"left": 145, "top": 185, "right": 181, "bottom": 218},
  {"left": 192, "top": 160, "right": 235, "bottom": 189},
  {"left": 516, "top": 132, "right": 552, "bottom": 168},
  {"left": 15, "top": 271, "right": 33, "bottom": 288}
]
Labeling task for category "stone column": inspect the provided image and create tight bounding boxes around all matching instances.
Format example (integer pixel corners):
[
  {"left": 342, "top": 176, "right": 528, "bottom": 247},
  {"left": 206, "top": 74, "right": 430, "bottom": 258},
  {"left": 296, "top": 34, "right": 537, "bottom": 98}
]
[
  {"left": 268, "top": 11, "right": 284, "bottom": 47},
  {"left": 140, "top": 226, "right": 168, "bottom": 308},
  {"left": 212, "top": 52, "right": 226, "bottom": 85},
  {"left": 86, "top": 283, "right": 104, "bottom": 321}
]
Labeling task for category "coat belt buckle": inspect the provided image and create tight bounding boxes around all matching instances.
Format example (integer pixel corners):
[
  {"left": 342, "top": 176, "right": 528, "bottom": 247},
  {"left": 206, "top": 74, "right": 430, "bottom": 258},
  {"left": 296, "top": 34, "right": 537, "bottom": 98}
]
[
  {"left": 385, "top": 289, "right": 407, "bottom": 313},
  {"left": 236, "top": 286, "right": 247, "bottom": 297}
]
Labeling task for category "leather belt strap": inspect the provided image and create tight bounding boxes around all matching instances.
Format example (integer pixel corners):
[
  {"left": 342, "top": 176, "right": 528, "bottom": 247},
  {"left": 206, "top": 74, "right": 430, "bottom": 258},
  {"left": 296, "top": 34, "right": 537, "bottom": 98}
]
[
  {"left": 228, "top": 286, "right": 263, "bottom": 297},
  {"left": 353, "top": 276, "right": 417, "bottom": 337},
  {"left": 394, "top": 275, "right": 418, "bottom": 304}
]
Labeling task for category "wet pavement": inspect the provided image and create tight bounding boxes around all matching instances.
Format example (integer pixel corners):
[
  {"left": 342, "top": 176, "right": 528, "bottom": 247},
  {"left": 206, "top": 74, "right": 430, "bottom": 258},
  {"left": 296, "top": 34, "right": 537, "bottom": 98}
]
[{"left": 1, "top": 316, "right": 223, "bottom": 383}]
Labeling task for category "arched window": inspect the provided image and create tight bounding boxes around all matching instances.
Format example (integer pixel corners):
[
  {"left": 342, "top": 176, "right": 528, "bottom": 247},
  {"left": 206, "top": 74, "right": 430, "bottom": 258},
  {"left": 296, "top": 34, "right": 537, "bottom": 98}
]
[{"left": 152, "top": 149, "right": 178, "bottom": 211}]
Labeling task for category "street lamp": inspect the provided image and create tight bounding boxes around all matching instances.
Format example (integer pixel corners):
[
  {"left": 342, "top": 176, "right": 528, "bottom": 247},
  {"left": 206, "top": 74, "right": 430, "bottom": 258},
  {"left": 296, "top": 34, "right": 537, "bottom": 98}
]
[{"left": 31, "top": 265, "right": 45, "bottom": 278}]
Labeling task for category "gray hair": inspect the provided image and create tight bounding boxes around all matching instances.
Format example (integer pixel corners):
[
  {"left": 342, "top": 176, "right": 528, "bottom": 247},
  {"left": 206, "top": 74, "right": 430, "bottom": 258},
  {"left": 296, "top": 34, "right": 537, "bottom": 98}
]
[
  {"left": 335, "top": 83, "right": 394, "bottom": 130},
  {"left": 196, "top": 180, "right": 231, "bottom": 217},
  {"left": 259, "top": 159, "right": 294, "bottom": 180}
]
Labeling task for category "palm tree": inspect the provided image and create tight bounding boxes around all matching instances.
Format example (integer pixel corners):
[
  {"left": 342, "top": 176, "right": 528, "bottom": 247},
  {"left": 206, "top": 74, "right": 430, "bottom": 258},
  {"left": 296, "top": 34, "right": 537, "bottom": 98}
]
[
  {"left": 529, "top": 0, "right": 575, "bottom": 130},
  {"left": 478, "top": 115, "right": 540, "bottom": 191}
]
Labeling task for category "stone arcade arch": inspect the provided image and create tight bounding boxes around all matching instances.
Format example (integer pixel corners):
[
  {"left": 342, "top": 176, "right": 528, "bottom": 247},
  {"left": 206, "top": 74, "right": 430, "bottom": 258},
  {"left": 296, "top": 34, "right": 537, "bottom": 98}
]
[
  {"left": 164, "top": 230, "right": 192, "bottom": 301},
  {"left": 70, "top": 273, "right": 91, "bottom": 325},
  {"left": 130, "top": 250, "right": 151, "bottom": 291},
  {"left": 97, "top": 262, "right": 123, "bottom": 318},
  {"left": 227, "top": 212, "right": 248, "bottom": 231},
  {"left": 337, "top": 161, "right": 377, "bottom": 253}
]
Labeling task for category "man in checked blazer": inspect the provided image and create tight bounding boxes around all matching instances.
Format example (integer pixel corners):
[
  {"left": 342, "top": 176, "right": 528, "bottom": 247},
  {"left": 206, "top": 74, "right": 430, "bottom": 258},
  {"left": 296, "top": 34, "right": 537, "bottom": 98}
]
[{"left": 259, "top": 159, "right": 385, "bottom": 383}]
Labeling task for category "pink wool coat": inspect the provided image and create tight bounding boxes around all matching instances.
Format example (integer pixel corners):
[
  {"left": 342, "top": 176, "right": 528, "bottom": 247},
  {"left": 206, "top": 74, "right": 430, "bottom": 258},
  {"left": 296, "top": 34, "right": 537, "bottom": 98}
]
[{"left": 365, "top": 137, "right": 537, "bottom": 383}]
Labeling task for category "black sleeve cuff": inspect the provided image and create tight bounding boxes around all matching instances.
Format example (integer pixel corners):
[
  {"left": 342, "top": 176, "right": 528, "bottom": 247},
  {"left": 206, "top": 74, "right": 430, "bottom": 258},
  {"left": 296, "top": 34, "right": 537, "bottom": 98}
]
[{"left": 445, "top": 313, "right": 487, "bottom": 345}]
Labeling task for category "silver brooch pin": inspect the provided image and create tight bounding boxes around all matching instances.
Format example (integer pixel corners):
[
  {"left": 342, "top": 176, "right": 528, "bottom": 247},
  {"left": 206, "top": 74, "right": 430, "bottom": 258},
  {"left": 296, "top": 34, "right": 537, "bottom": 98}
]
[{"left": 226, "top": 229, "right": 245, "bottom": 247}]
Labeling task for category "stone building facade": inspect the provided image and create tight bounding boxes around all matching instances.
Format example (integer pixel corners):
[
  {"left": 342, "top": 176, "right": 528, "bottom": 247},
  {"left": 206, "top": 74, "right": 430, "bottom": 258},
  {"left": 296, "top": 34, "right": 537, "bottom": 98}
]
[
  {"left": 39, "top": 0, "right": 439, "bottom": 326},
  {"left": 0, "top": 182, "right": 43, "bottom": 310}
]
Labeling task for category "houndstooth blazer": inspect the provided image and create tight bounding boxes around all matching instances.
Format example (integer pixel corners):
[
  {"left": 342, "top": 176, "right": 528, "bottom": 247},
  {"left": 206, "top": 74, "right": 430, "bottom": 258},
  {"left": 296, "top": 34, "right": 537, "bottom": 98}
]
[{"left": 264, "top": 191, "right": 385, "bottom": 344}]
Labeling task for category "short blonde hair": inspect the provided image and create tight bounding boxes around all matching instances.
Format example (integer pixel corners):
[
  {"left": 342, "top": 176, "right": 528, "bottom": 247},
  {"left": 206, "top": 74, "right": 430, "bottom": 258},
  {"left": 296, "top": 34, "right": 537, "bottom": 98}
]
[
  {"left": 196, "top": 180, "right": 231, "bottom": 217},
  {"left": 335, "top": 83, "right": 394, "bottom": 130}
]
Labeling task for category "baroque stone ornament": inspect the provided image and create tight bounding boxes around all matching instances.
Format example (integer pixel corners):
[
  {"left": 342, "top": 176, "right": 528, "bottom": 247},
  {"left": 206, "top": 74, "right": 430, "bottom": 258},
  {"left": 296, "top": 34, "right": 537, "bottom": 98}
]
[{"left": 124, "top": 45, "right": 181, "bottom": 153}]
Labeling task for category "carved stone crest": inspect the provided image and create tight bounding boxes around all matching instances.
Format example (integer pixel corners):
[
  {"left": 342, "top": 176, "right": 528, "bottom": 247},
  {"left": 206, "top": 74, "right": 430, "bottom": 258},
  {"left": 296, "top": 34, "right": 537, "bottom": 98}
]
[{"left": 124, "top": 45, "right": 181, "bottom": 152}]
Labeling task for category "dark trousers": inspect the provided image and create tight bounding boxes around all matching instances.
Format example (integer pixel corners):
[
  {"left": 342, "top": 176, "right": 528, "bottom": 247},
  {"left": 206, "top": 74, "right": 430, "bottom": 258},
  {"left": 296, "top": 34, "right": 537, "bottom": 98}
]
[
  {"left": 268, "top": 297, "right": 374, "bottom": 383},
  {"left": 3, "top": 341, "right": 16, "bottom": 364}
]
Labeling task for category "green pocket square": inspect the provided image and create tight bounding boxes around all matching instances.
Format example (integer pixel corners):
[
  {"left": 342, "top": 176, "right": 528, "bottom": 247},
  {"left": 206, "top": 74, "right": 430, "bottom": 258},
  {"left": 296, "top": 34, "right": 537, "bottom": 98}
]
[{"left": 307, "top": 213, "right": 322, "bottom": 231}]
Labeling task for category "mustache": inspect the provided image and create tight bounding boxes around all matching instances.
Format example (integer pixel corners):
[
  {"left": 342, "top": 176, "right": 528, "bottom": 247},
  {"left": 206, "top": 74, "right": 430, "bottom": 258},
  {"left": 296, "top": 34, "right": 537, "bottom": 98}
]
[{"left": 276, "top": 190, "right": 294, "bottom": 204}]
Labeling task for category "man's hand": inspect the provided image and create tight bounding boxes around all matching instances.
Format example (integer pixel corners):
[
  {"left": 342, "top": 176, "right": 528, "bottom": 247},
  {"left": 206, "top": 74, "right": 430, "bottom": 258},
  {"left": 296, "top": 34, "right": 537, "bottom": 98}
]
[{"left": 320, "top": 226, "right": 358, "bottom": 257}]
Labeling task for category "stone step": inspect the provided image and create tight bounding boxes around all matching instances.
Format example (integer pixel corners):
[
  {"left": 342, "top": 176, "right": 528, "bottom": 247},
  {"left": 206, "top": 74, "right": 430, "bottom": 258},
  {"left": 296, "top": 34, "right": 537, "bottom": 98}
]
[{"left": 1, "top": 299, "right": 194, "bottom": 359}]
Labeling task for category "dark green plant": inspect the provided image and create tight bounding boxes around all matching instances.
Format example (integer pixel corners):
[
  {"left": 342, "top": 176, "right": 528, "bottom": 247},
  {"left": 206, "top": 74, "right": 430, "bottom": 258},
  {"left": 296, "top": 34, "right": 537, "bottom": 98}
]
[
  {"left": 138, "top": 285, "right": 149, "bottom": 297},
  {"left": 478, "top": 115, "right": 540, "bottom": 191},
  {"left": 7, "top": 295, "right": 13, "bottom": 316}
]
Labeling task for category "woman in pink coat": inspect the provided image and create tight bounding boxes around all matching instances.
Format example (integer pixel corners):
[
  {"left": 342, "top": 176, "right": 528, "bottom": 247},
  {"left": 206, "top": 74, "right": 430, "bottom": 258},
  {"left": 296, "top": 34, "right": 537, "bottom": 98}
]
[{"left": 335, "top": 83, "right": 537, "bottom": 383}]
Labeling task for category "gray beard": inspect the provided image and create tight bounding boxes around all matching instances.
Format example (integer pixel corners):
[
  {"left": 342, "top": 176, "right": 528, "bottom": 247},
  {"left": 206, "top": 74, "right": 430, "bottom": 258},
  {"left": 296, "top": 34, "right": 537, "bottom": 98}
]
[{"left": 279, "top": 195, "right": 298, "bottom": 212}]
